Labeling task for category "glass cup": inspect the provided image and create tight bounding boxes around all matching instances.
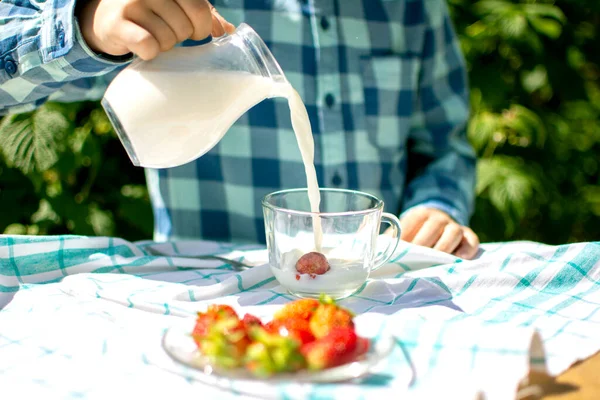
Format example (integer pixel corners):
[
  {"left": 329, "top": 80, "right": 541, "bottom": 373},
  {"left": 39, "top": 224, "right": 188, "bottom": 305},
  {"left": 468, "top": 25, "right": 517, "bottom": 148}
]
[{"left": 262, "top": 188, "right": 402, "bottom": 300}]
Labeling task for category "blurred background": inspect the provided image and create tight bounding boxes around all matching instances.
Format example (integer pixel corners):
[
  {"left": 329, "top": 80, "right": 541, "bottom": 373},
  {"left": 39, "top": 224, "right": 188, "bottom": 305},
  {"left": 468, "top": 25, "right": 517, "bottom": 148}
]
[{"left": 0, "top": 0, "right": 599, "bottom": 245}]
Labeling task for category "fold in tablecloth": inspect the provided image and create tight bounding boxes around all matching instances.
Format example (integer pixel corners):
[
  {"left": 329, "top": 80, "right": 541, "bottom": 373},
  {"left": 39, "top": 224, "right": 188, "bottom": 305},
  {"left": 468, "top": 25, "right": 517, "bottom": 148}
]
[{"left": 1, "top": 235, "right": 599, "bottom": 400}]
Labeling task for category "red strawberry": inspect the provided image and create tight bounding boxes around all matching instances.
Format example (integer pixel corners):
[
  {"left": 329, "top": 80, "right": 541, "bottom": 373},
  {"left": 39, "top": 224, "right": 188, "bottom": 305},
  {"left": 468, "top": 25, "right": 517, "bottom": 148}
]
[
  {"left": 191, "top": 304, "right": 252, "bottom": 368},
  {"left": 308, "top": 295, "right": 354, "bottom": 339},
  {"left": 242, "top": 313, "right": 263, "bottom": 329},
  {"left": 206, "top": 304, "right": 238, "bottom": 318},
  {"left": 356, "top": 337, "right": 370, "bottom": 356},
  {"left": 192, "top": 313, "right": 212, "bottom": 345},
  {"left": 192, "top": 304, "right": 238, "bottom": 343},
  {"left": 273, "top": 298, "right": 319, "bottom": 322},
  {"left": 295, "top": 252, "right": 330, "bottom": 275},
  {"left": 301, "top": 327, "right": 365, "bottom": 370},
  {"left": 197, "top": 316, "right": 251, "bottom": 368},
  {"left": 265, "top": 318, "right": 315, "bottom": 345}
]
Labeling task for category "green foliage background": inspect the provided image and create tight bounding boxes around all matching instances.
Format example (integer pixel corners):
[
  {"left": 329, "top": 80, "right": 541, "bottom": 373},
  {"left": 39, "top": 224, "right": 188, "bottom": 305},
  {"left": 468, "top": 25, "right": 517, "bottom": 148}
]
[{"left": 1, "top": 0, "right": 599, "bottom": 244}]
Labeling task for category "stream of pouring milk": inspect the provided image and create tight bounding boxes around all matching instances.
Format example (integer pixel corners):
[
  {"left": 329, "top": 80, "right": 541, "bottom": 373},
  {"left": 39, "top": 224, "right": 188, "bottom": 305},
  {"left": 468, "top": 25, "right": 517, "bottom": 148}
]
[
  {"left": 280, "top": 85, "right": 324, "bottom": 251},
  {"left": 104, "top": 71, "right": 323, "bottom": 249}
]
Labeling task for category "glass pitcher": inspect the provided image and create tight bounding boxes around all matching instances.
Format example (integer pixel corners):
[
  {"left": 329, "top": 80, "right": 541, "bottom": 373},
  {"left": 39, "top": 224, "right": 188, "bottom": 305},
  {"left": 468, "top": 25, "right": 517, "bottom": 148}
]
[{"left": 101, "top": 24, "right": 288, "bottom": 169}]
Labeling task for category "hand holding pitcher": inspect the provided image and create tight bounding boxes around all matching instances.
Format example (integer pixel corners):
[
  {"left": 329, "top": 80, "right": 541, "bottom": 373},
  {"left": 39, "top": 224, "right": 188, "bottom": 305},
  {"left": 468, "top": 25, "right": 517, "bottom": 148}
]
[{"left": 77, "top": 0, "right": 235, "bottom": 60}]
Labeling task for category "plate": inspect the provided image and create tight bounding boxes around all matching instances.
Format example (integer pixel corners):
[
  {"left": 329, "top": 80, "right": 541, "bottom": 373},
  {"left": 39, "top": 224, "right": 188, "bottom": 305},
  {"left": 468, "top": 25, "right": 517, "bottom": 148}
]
[{"left": 161, "top": 315, "right": 395, "bottom": 385}]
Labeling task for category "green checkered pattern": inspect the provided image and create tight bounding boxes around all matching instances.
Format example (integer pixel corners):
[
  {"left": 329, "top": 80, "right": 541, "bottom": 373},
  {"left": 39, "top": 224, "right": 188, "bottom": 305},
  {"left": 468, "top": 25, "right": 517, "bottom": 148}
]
[{"left": 1, "top": 234, "right": 599, "bottom": 399}]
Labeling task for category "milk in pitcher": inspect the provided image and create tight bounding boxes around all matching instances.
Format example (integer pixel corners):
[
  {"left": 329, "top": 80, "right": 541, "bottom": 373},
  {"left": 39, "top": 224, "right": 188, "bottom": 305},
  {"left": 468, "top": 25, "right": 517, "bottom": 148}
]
[{"left": 104, "top": 69, "right": 323, "bottom": 248}]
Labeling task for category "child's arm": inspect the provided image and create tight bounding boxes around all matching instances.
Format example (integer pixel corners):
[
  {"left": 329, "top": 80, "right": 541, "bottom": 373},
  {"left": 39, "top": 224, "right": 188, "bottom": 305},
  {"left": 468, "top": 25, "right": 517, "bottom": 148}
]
[
  {"left": 0, "top": 0, "right": 229, "bottom": 115},
  {"left": 399, "top": 0, "right": 479, "bottom": 258}
]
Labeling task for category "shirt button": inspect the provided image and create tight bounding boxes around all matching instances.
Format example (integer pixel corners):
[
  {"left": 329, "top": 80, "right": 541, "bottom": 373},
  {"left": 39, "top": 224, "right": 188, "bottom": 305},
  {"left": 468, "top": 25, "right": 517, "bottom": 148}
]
[
  {"left": 4, "top": 58, "right": 17, "bottom": 75},
  {"left": 332, "top": 173, "right": 343, "bottom": 186},
  {"left": 57, "top": 22, "right": 66, "bottom": 48},
  {"left": 320, "top": 16, "right": 330, "bottom": 31},
  {"left": 58, "top": 31, "right": 66, "bottom": 48},
  {"left": 324, "top": 93, "right": 335, "bottom": 108}
]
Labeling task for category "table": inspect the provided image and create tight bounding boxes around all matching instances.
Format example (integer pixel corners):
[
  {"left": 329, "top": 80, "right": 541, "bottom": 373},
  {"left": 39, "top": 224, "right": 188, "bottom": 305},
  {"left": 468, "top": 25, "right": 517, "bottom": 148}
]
[
  {"left": 1, "top": 235, "right": 599, "bottom": 400},
  {"left": 552, "top": 351, "right": 600, "bottom": 399},
  {"left": 523, "top": 351, "right": 600, "bottom": 400}
]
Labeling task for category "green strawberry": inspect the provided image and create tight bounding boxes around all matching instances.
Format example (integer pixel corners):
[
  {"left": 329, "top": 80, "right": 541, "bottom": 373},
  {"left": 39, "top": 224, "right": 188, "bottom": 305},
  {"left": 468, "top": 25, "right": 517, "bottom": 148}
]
[
  {"left": 195, "top": 314, "right": 251, "bottom": 369},
  {"left": 244, "top": 327, "right": 306, "bottom": 377}
]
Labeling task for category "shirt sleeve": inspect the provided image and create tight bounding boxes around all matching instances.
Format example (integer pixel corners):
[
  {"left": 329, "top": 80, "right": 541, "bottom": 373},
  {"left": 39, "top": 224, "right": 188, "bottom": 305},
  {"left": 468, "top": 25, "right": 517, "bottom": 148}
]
[
  {"left": 400, "top": 0, "right": 477, "bottom": 226},
  {"left": 0, "top": 0, "right": 132, "bottom": 115}
]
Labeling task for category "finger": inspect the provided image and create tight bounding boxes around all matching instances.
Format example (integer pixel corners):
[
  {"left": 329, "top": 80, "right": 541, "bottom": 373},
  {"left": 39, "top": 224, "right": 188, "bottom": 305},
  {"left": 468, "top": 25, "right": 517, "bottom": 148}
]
[
  {"left": 454, "top": 227, "right": 480, "bottom": 260},
  {"left": 210, "top": 12, "right": 226, "bottom": 37},
  {"left": 115, "top": 20, "right": 161, "bottom": 60},
  {"left": 150, "top": 0, "right": 194, "bottom": 42},
  {"left": 211, "top": 6, "right": 236, "bottom": 34},
  {"left": 411, "top": 217, "right": 448, "bottom": 248},
  {"left": 175, "top": 0, "right": 213, "bottom": 40},
  {"left": 433, "top": 223, "right": 463, "bottom": 253},
  {"left": 127, "top": 10, "right": 178, "bottom": 52},
  {"left": 399, "top": 209, "right": 428, "bottom": 242}
]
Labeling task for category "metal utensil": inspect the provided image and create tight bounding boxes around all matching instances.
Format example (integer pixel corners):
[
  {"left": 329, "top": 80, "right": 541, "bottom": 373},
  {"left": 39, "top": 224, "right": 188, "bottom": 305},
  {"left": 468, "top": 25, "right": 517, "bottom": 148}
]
[{"left": 143, "top": 247, "right": 253, "bottom": 270}]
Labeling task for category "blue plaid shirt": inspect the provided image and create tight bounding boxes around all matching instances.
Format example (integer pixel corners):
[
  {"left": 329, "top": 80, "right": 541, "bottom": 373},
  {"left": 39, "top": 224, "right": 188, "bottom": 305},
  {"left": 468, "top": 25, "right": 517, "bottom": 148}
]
[{"left": 0, "top": 0, "right": 476, "bottom": 244}]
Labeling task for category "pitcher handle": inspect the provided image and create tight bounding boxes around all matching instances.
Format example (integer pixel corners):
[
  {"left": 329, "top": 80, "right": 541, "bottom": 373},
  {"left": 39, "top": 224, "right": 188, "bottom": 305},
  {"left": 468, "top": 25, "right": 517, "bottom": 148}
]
[{"left": 372, "top": 212, "right": 402, "bottom": 270}]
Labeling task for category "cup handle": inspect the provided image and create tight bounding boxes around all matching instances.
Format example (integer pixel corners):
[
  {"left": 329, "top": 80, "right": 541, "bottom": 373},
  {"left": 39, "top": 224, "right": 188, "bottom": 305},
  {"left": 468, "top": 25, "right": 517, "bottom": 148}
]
[{"left": 372, "top": 212, "right": 402, "bottom": 270}]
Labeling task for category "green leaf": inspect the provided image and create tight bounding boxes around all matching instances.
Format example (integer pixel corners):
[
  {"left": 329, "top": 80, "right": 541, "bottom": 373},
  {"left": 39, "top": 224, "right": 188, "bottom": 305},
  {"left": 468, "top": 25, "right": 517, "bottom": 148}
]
[
  {"left": 0, "top": 106, "right": 71, "bottom": 174},
  {"left": 476, "top": 156, "right": 546, "bottom": 235},
  {"left": 3, "top": 223, "right": 27, "bottom": 235},
  {"left": 468, "top": 111, "right": 501, "bottom": 152},
  {"left": 561, "top": 101, "right": 598, "bottom": 120},
  {"left": 522, "top": 4, "right": 566, "bottom": 23},
  {"left": 465, "top": 21, "right": 490, "bottom": 38},
  {"left": 473, "top": 0, "right": 514, "bottom": 16},
  {"left": 90, "top": 108, "right": 114, "bottom": 135},
  {"left": 582, "top": 186, "right": 600, "bottom": 216},
  {"left": 527, "top": 16, "right": 563, "bottom": 39},
  {"left": 503, "top": 105, "right": 547, "bottom": 147},
  {"left": 521, "top": 65, "right": 548, "bottom": 94},
  {"left": 499, "top": 12, "right": 527, "bottom": 39},
  {"left": 89, "top": 205, "right": 115, "bottom": 236},
  {"left": 522, "top": 29, "right": 543, "bottom": 54}
]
